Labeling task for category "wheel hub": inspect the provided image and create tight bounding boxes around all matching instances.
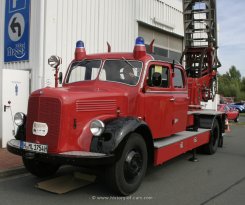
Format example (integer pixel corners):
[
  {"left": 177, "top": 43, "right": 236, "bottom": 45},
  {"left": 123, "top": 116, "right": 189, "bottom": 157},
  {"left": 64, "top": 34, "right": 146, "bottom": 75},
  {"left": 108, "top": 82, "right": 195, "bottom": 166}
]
[{"left": 124, "top": 150, "right": 143, "bottom": 181}]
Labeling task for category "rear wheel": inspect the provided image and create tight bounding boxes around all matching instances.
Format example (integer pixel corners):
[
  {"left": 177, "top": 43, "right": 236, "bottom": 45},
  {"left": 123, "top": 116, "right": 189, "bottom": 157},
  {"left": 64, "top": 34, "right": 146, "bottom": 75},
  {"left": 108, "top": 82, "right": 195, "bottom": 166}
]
[
  {"left": 23, "top": 157, "right": 60, "bottom": 178},
  {"left": 106, "top": 133, "right": 148, "bottom": 195},
  {"left": 202, "top": 119, "right": 220, "bottom": 154}
]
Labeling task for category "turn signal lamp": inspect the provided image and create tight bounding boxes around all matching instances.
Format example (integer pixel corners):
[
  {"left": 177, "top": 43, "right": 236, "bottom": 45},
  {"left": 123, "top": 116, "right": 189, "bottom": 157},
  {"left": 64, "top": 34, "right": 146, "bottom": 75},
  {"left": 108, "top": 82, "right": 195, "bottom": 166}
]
[
  {"left": 75, "top": 40, "right": 86, "bottom": 61},
  {"left": 133, "top": 36, "right": 146, "bottom": 59}
]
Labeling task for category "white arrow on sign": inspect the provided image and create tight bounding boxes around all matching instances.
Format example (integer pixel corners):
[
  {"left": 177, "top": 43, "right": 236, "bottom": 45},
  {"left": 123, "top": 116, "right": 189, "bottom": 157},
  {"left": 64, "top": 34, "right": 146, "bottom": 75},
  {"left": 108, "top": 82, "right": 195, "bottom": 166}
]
[{"left": 8, "top": 13, "right": 25, "bottom": 42}]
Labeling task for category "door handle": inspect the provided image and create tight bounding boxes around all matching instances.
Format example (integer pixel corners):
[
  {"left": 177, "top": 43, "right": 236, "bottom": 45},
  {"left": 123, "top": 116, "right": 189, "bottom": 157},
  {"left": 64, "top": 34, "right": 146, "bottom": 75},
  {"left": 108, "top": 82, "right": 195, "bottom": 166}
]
[
  {"left": 4, "top": 105, "right": 10, "bottom": 112},
  {"left": 3, "top": 101, "right": 11, "bottom": 112},
  {"left": 170, "top": 98, "right": 175, "bottom": 102}
]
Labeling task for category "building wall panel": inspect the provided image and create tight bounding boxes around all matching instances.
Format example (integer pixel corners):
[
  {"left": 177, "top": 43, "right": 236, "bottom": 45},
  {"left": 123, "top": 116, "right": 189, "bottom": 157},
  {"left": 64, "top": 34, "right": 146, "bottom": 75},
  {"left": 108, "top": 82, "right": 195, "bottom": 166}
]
[
  {"left": 136, "top": 0, "right": 183, "bottom": 36},
  {"left": 43, "top": 0, "right": 137, "bottom": 86}
]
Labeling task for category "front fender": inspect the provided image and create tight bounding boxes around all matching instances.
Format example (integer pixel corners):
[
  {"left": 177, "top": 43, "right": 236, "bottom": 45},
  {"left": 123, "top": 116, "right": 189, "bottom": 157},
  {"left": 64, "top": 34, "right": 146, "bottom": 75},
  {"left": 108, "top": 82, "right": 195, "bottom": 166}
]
[{"left": 90, "top": 117, "right": 148, "bottom": 154}]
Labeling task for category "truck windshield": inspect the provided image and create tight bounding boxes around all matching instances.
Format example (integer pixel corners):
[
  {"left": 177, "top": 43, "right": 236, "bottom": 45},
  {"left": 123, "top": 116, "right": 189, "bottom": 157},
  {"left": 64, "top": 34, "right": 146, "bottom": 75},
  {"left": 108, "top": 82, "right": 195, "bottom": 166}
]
[
  {"left": 99, "top": 59, "right": 143, "bottom": 86},
  {"left": 66, "top": 60, "right": 101, "bottom": 83}
]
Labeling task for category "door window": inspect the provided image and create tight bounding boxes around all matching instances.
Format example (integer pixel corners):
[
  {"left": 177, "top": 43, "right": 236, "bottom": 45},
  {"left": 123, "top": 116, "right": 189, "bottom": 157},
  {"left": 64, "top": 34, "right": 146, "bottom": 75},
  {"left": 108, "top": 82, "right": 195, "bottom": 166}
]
[
  {"left": 147, "top": 65, "right": 170, "bottom": 88},
  {"left": 173, "top": 68, "right": 185, "bottom": 88}
]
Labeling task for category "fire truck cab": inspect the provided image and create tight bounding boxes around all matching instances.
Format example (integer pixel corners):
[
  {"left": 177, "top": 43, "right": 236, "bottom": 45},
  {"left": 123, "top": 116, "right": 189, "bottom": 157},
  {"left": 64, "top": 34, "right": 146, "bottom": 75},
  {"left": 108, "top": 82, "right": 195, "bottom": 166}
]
[{"left": 7, "top": 37, "right": 226, "bottom": 195}]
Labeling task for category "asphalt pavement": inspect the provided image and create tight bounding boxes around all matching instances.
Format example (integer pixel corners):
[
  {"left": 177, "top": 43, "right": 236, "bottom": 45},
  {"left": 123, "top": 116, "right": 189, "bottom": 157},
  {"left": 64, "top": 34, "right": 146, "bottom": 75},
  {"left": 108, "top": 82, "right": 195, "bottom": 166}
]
[{"left": 0, "top": 117, "right": 245, "bottom": 205}]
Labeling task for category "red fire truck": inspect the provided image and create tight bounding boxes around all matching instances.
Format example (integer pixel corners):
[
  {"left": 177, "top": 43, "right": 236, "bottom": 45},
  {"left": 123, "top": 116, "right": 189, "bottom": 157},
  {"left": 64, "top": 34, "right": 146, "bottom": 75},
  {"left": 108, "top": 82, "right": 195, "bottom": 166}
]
[
  {"left": 7, "top": 36, "right": 225, "bottom": 195},
  {"left": 7, "top": 0, "right": 225, "bottom": 195}
]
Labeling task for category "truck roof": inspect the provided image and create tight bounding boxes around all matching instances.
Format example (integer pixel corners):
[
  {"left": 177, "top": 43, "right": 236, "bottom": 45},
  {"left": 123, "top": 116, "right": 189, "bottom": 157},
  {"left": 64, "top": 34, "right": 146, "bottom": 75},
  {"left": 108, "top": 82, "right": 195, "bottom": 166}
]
[
  {"left": 83, "top": 52, "right": 181, "bottom": 65},
  {"left": 85, "top": 52, "right": 136, "bottom": 60}
]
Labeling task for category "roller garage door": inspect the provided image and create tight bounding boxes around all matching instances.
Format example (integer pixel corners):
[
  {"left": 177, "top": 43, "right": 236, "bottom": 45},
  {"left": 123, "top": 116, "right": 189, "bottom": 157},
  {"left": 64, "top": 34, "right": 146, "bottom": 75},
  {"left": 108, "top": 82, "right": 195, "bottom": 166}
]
[{"left": 138, "top": 25, "right": 183, "bottom": 61}]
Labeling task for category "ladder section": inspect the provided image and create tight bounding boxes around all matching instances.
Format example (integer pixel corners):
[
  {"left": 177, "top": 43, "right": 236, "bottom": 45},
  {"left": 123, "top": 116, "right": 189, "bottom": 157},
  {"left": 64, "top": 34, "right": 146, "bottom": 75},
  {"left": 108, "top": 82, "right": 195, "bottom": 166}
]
[
  {"left": 181, "top": 0, "right": 221, "bottom": 78},
  {"left": 183, "top": 0, "right": 218, "bottom": 48}
]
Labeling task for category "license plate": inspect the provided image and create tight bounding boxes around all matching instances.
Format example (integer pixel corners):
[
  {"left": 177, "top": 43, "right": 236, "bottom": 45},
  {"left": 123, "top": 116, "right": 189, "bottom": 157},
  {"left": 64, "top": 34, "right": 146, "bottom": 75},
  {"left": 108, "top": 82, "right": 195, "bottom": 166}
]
[{"left": 20, "top": 141, "right": 48, "bottom": 154}]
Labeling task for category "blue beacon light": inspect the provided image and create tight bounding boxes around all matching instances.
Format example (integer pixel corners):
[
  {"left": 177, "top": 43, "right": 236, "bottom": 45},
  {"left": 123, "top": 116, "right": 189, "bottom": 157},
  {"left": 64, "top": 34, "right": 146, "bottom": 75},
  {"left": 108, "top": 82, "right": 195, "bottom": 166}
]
[
  {"left": 76, "top": 40, "right": 84, "bottom": 48},
  {"left": 75, "top": 40, "right": 86, "bottom": 60},
  {"left": 135, "top": 37, "right": 145, "bottom": 45},
  {"left": 133, "top": 37, "right": 146, "bottom": 59}
]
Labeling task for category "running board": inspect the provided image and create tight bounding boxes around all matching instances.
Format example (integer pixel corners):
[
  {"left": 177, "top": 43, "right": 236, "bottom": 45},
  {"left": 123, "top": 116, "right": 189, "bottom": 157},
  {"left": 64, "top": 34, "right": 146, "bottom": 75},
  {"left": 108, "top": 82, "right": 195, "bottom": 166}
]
[{"left": 153, "top": 129, "right": 211, "bottom": 165}]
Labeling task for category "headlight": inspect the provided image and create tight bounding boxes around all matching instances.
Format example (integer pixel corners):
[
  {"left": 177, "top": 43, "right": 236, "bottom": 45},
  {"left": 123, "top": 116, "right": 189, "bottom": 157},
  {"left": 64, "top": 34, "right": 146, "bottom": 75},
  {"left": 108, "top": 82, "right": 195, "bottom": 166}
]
[
  {"left": 14, "top": 112, "right": 25, "bottom": 126},
  {"left": 90, "top": 120, "right": 105, "bottom": 136}
]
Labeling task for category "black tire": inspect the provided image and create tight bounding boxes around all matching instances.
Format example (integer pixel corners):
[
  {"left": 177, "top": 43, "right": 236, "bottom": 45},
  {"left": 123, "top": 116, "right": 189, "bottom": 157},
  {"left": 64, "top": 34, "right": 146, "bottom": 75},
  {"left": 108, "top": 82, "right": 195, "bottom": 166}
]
[
  {"left": 106, "top": 133, "right": 148, "bottom": 195},
  {"left": 23, "top": 157, "right": 60, "bottom": 178},
  {"left": 202, "top": 119, "right": 220, "bottom": 155}
]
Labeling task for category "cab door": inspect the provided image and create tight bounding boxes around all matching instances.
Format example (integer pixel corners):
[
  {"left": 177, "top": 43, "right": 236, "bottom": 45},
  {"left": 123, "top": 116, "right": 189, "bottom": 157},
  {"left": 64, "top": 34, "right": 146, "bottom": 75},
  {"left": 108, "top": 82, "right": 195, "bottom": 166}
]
[{"left": 143, "top": 62, "right": 174, "bottom": 139}]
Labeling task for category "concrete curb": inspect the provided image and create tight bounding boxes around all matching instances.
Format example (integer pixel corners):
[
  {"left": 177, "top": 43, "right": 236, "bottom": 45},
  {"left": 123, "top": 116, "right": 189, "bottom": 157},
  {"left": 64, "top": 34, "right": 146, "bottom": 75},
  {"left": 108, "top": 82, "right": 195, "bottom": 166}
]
[{"left": 0, "top": 166, "right": 27, "bottom": 179}]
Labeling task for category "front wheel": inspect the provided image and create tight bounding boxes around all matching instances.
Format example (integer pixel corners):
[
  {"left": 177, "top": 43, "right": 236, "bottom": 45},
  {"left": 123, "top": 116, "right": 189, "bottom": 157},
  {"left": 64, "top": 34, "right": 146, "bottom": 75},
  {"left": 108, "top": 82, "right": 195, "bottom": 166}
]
[
  {"left": 23, "top": 157, "right": 60, "bottom": 178},
  {"left": 106, "top": 133, "right": 148, "bottom": 195}
]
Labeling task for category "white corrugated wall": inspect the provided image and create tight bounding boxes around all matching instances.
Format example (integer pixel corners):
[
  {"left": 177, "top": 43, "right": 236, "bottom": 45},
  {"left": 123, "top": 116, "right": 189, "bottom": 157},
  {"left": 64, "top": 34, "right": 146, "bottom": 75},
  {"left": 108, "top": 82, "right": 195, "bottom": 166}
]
[
  {"left": 43, "top": 0, "right": 183, "bottom": 87},
  {"left": 43, "top": 0, "right": 138, "bottom": 87},
  {"left": 1, "top": 0, "right": 183, "bottom": 89}
]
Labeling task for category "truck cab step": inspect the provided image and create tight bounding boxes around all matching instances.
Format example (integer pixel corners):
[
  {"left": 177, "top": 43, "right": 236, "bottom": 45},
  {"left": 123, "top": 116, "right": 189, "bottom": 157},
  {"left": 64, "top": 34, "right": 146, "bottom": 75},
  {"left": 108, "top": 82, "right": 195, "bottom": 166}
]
[{"left": 154, "top": 128, "right": 210, "bottom": 149}]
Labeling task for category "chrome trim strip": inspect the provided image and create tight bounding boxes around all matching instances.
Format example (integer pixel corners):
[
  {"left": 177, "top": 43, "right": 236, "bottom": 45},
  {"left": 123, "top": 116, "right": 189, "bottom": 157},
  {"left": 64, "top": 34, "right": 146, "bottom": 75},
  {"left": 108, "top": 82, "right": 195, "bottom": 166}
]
[{"left": 145, "top": 91, "right": 188, "bottom": 94}]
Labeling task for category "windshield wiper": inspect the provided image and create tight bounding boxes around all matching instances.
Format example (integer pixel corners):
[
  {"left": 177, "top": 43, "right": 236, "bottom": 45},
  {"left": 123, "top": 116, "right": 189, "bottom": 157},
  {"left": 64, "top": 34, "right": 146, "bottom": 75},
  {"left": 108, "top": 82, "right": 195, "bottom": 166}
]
[{"left": 122, "top": 57, "right": 135, "bottom": 69}]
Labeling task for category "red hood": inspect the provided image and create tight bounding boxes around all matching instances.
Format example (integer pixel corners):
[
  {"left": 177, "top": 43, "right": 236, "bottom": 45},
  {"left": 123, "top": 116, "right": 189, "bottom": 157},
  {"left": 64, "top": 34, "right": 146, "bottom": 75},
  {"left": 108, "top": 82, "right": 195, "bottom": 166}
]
[{"left": 32, "top": 81, "right": 134, "bottom": 101}]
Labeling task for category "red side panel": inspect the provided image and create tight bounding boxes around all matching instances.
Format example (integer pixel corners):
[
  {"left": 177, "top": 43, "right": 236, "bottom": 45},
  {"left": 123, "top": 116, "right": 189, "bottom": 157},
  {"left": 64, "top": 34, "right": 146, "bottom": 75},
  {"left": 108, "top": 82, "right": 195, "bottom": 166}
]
[
  {"left": 187, "top": 114, "right": 194, "bottom": 127},
  {"left": 154, "top": 131, "right": 210, "bottom": 166}
]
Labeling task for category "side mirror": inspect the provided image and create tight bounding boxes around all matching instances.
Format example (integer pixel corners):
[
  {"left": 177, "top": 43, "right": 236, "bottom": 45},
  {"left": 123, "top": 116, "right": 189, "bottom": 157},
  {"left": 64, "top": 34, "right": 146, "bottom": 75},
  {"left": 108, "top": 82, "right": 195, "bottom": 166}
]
[
  {"left": 58, "top": 72, "right": 63, "bottom": 84},
  {"left": 152, "top": 72, "right": 162, "bottom": 87},
  {"left": 48, "top": 55, "right": 62, "bottom": 68}
]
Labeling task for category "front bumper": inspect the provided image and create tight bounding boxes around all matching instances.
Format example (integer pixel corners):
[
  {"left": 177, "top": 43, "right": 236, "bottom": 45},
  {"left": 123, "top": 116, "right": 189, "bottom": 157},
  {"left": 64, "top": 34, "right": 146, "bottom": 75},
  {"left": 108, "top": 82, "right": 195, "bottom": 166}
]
[{"left": 7, "top": 139, "right": 115, "bottom": 166}]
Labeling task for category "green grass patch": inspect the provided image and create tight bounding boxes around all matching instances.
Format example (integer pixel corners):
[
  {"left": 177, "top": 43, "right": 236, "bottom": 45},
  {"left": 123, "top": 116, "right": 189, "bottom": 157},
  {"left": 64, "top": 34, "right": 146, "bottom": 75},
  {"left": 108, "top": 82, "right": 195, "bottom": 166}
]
[{"left": 240, "top": 113, "right": 245, "bottom": 117}]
